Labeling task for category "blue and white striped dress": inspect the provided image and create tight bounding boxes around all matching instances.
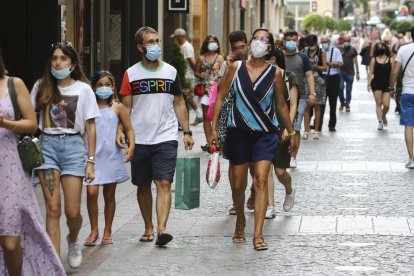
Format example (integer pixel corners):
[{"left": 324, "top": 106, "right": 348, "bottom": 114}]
[{"left": 227, "top": 61, "right": 279, "bottom": 132}]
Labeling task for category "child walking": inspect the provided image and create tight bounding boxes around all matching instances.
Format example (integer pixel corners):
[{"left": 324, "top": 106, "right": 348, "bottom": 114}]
[{"left": 84, "top": 71, "right": 135, "bottom": 246}]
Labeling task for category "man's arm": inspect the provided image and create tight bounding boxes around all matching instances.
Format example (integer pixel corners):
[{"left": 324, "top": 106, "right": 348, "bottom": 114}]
[
  {"left": 305, "top": 70, "right": 316, "bottom": 105},
  {"left": 116, "top": 95, "right": 132, "bottom": 147},
  {"left": 354, "top": 51, "right": 360, "bottom": 81},
  {"left": 187, "top": 57, "right": 196, "bottom": 72},
  {"left": 174, "top": 94, "right": 194, "bottom": 150}
]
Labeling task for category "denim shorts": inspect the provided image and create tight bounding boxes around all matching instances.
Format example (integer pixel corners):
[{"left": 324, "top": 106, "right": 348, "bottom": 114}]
[
  {"left": 400, "top": 93, "right": 414, "bottom": 126},
  {"left": 226, "top": 128, "right": 278, "bottom": 165},
  {"left": 293, "top": 99, "right": 307, "bottom": 131},
  {"left": 131, "top": 141, "right": 178, "bottom": 186},
  {"left": 34, "top": 133, "right": 86, "bottom": 177}
]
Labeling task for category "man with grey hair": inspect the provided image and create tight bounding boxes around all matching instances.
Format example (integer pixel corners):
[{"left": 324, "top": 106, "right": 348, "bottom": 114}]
[{"left": 118, "top": 26, "right": 194, "bottom": 246}]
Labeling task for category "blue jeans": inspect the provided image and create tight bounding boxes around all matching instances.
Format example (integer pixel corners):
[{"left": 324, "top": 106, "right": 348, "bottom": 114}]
[{"left": 339, "top": 73, "right": 354, "bottom": 107}]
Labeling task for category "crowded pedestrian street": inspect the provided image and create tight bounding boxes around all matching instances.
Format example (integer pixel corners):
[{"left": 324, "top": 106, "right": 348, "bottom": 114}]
[{"left": 29, "top": 67, "right": 414, "bottom": 275}]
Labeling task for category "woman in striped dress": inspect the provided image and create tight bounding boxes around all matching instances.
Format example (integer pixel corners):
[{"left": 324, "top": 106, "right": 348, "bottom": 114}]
[{"left": 210, "top": 28, "right": 297, "bottom": 251}]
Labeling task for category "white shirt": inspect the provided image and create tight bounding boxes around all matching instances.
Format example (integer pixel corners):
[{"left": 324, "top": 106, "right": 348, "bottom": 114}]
[
  {"left": 396, "top": 43, "right": 414, "bottom": 94},
  {"left": 31, "top": 80, "right": 100, "bottom": 135},
  {"left": 180, "top": 41, "right": 195, "bottom": 80},
  {"left": 119, "top": 61, "right": 183, "bottom": 145},
  {"left": 323, "top": 47, "right": 343, "bottom": 76}
]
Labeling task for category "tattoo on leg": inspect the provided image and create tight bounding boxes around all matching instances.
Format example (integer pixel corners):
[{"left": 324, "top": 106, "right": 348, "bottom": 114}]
[{"left": 40, "top": 169, "right": 57, "bottom": 196}]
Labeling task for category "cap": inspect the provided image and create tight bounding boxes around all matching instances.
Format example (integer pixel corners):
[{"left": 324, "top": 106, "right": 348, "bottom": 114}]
[{"left": 170, "top": 28, "right": 187, "bottom": 38}]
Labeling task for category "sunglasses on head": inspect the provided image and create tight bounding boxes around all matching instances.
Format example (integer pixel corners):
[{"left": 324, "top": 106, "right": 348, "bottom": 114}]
[{"left": 51, "top": 41, "right": 73, "bottom": 49}]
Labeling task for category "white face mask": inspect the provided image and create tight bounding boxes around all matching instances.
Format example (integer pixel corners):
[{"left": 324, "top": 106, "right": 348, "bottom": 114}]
[
  {"left": 250, "top": 40, "right": 268, "bottom": 58},
  {"left": 208, "top": 42, "right": 218, "bottom": 52}
]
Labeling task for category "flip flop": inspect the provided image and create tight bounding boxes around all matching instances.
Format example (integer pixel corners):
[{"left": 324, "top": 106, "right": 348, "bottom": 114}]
[
  {"left": 101, "top": 236, "right": 113, "bottom": 245},
  {"left": 84, "top": 234, "right": 99, "bottom": 246},
  {"left": 155, "top": 232, "right": 173, "bottom": 246},
  {"left": 139, "top": 233, "right": 154, "bottom": 242}
]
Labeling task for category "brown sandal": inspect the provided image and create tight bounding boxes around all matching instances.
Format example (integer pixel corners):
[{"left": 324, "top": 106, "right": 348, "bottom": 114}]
[
  {"left": 253, "top": 237, "right": 268, "bottom": 251},
  {"left": 139, "top": 233, "right": 154, "bottom": 242},
  {"left": 232, "top": 223, "right": 246, "bottom": 243}
]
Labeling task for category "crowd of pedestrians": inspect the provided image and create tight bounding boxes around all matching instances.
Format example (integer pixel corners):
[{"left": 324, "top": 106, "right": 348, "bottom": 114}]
[{"left": 1, "top": 21, "right": 414, "bottom": 274}]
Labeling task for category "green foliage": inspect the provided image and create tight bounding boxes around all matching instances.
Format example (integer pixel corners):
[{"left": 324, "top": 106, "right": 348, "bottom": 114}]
[
  {"left": 381, "top": 16, "right": 393, "bottom": 26},
  {"left": 323, "top": 16, "right": 338, "bottom": 31},
  {"left": 301, "top": 14, "right": 325, "bottom": 32},
  {"left": 337, "top": 20, "right": 352, "bottom": 32},
  {"left": 389, "top": 20, "right": 399, "bottom": 31},
  {"left": 396, "top": 21, "right": 414, "bottom": 34},
  {"left": 167, "top": 43, "right": 191, "bottom": 89}
]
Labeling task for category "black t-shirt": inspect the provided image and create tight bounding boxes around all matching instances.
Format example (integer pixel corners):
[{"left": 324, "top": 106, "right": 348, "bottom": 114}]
[{"left": 340, "top": 46, "right": 358, "bottom": 75}]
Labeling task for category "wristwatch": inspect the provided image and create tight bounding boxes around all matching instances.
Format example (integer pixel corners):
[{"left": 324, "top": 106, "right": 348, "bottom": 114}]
[
  {"left": 183, "top": 130, "right": 193, "bottom": 136},
  {"left": 88, "top": 156, "right": 96, "bottom": 162}
]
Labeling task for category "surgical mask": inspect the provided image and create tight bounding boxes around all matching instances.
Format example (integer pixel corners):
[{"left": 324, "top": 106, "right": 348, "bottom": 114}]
[
  {"left": 144, "top": 45, "right": 161, "bottom": 61},
  {"left": 285, "top": 41, "right": 297, "bottom": 51},
  {"left": 95, "top": 86, "right": 114, "bottom": 99},
  {"left": 321, "top": 43, "right": 329, "bottom": 50},
  {"left": 51, "top": 66, "right": 73, "bottom": 80},
  {"left": 250, "top": 40, "right": 269, "bottom": 58},
  {"left": 308, "top": 46, "right": 317, "bottom": 51},
  {"left": 344, "top": 42, "right": 351, "bottom": 47},
  {"left": 208, "top": 42, "right": 219, "bottom": 52}
]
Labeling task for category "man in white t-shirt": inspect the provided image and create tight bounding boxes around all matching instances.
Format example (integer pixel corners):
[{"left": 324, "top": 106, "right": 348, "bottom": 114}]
[
  {"left": 118, "top": 26, "right": 194, "bottom": 246},
  {"left": 171, "top": 28, "right": 203, "bottom": 126},
  {"left": 390, "top": 27, "right": 414, "bottom": 169}
]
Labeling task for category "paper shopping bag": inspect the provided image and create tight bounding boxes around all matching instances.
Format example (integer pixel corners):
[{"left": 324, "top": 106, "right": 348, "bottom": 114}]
[{"left": 175, "top": 157, "right": 200, "bottom": 210}]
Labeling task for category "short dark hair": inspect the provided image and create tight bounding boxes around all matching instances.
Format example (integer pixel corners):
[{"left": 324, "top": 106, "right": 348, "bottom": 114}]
[
  {"left": 306, "top": 34, "right": 318, "bottom": 45},
  {"left": 229, "top": 31, "right": 247, "bottom": 44},
  {"left": 272, "top": 47, "right": 286, "bottom": 70},
  {"left": 135, "top": 26, "right": 158, "bottom": 45},
  {"left": 411, "top": 27, "right": 414, "bottom": 42},
  {"left": 284, "top": 30, "right": 298, "bottom": 40},
  {"left": 250, "top": 28, "right": 275, "bottom": 60}
]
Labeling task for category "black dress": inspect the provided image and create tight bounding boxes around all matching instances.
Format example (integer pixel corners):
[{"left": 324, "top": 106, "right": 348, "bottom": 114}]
[
  {"left": 371, "top": 57, "right": 391, "bottom": 92},
  {"left": 360, "top": 45, "right": 371, "bottom": 66}
]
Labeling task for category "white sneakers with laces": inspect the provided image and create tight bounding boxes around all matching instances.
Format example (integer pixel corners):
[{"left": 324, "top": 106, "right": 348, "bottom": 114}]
[
  {"left": 265, "top": 206, "right": 276, "bottom": 219},
  {"left": 378, "top": 121, "right": 384, "bottom": 130},
  {"left": 67, "top": 235, "right": 82, "bottom": 268},
  {"left": 290, "top": 158, "right": 297, "bottom": 168},
  {"left": 283, "top": 188, "right": 296, "bottom": 212},
  {"left": 405, "top": 160, "right": 414, "bottom": 169}
]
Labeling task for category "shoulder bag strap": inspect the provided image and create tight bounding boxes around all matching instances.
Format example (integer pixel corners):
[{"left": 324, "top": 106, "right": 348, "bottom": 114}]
[
  {"left": 207, "top": 54, "right": 219, "bottom": 76},
  {"left": 7, "top": 77, "right": 21, "bottom": 121},
  {"left": 402, "top": 49, "right": 414, "bottom": 77},
  {"left": 327, "top": 47, "right": 334, "bottom": 76}
]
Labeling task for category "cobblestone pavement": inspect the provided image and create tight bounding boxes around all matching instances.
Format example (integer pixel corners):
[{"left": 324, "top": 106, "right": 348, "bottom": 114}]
[{"left": 34, "top": 69, "right": 414, "bottom": 275}]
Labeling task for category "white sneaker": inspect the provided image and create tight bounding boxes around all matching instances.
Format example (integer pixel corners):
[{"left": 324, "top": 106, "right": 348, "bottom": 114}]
[
  {"left": 67, "top": 235, "right": 82, "bottom": 268},
  {"left": 283, "top": 188, "right": 295, "bottom": 212},
  {"left": 290, "top": 158, "right": 297, "bottom": 168},
  {"left": 378, "top": 121, "right": 384, "bottom": 130},
  {"left": 265, "top": 207, "right": 276, "bottom": 219},
  {"left": 405, "top": 160, "right": 414, "bottom": 169}
]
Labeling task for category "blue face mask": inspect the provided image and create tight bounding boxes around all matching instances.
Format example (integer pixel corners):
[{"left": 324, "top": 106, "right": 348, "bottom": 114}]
[
  {"left": 285, "top": 41, "right": 297, "bottom": 51},
  {"left": 145, "top": 45, "right": 161, "bottom": 61},
  {"left": 51, "top": 66, "right": 73, "bottom": 80},
  {"left": 95, "top": 86, "right": 114, "bottom": 99}
]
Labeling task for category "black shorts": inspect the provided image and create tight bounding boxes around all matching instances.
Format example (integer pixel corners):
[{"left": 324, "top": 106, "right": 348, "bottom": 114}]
[
  {"left": 131, "top": 141, "right": 178, "bottom": 186},
  {"left": 272, "top": 140, "right": 291, "bottom": 168}
]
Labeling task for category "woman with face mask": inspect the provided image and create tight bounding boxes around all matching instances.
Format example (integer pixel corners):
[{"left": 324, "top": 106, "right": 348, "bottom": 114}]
[
  {"left": 194, "top": 35, "right": 224, "bottom": 152},
  {"left": 210, "top": 28, "right": 297, "bottom": 251},
  {"left": 83, "top": 71, "right": 135, "bottom": 246},
  {"left": 367, "top": 42, "right": 393, "bottom": 130},
  {"left": 30, "top": 42, "right": 100, "bottom": 268}
]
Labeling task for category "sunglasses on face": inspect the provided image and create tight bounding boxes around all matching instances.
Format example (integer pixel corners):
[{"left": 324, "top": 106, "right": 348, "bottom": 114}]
[{"left": 252, "top": 36, "right": 269, "bottom": 44}]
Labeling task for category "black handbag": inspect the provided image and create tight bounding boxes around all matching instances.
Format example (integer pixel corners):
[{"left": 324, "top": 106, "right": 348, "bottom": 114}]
[{"left": 8, "top": 77, "right": 44, "bottom": 172}]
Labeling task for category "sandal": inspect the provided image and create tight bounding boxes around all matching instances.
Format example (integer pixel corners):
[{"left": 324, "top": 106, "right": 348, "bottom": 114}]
[
  {"left": 313, "top": 131, "right": 320, "bottom": 140},
  {"left": 253, "top": 237, "right": 268, "bottom": 251},
  {"left": 302, "top": 131, "right": 309, "bottom": 140},
  {"left": 155, "top": 232, "right": 173, "bottom": 246},
  {"left": 84, "top": 234, "right": 99, "bottom": 246},
  {"left": 101, "top": 236, "right": 113, "bottom": 245},
  {"left": 232, "top": 223, "right": 246, "bottom": 243},
  {"left": 139, "top": 233, "right": 154, "bottom": 242}
]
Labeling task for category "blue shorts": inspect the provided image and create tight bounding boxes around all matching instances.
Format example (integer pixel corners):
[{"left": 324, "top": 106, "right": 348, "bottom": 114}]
[
  {"left": 293, "top": 99, "right": 307, "bottom": 131},
  {"left": 400, "top": 93, "right": 414, "bottom": 126},
  {"left": 226, "top": 128, "right": 278, "bottom": 165},
  {"left": 131, "top": 141, "right": 178, "bottom": 186},
  {"left": 34, "top": 133, "right": 86, "bottom": 177}
]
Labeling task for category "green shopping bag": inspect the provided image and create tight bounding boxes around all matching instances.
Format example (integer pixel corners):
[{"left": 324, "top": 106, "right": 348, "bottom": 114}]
[{"left": 175, "top": 157, "right": 200, "bottom": 210}]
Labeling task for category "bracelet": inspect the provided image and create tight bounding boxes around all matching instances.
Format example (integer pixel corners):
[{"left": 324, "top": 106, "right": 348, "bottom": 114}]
[
  {"left": 288, "top": 130, "right": 296, "bottom": 136},
  {"left": 86, "top": 160, "right": 95, "bottom": 164}
]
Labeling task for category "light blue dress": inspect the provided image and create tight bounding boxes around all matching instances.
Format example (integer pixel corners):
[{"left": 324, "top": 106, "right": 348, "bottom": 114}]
[{"left": 84, "top": 108, "right": 129, "bottom": 185}]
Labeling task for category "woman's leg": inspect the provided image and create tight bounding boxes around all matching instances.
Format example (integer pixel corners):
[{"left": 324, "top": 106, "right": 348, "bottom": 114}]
[
  {"left": 201, "top": 104, "right": 212, "bottom": 145},
  {"left": 303, "top": 105, "right": 311, "bottom": 133},
  {"left": 37, "top": 169, "right": 62, "bottom": 255},
  {"left": 253, "top": 160, "right": 272, "bottom": 238},
  {"left": 0, "top": 236, "right": 22, "bottom": 276},
  {"left": 61, "top": 176, "right": 83, "bottom": 243},
  {"left": 103, "top": 184, "right": 117, "bottom": 238},
  {"left": 373, "top": 90, "right": 383, "bottom": 122},
  {"left": 274, "top": 167, "right": 293, "bottom": 194},
  {"left": 405, "top": 126, "right": 414, "bottom": 160},
  {"left": 314, "top": 105, "right": 321, "bottom": 133},
  {"left": 267, "top": 165, "right": 275, "bottom": 207},
  {"left": 230, "top": 163, "right": 249, "bottom": 239},
  {"left": 382, "top": 92, "right": 391, "bottom": 120},
  {"left": 86, "top": 185, "right": 100, "bottom": 237}
]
